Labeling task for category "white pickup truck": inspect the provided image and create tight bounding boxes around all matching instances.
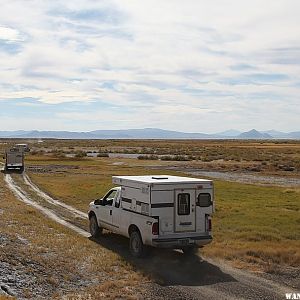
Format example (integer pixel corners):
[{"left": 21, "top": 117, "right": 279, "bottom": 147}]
[
  {"left": 15, "top": 144, "right": 30, "bottom": 152},
  {"left": 88, "top": 175, "right": 214, "bottom": 257}
]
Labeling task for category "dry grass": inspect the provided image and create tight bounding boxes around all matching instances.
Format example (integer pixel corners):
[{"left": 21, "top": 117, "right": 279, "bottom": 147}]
[
  {"left": 26, "top": 157, "right": 170, "bottom": 211},
  {"left": 24, "top": 155, "right": 300, "bottom": 273},
  {"left": 1, "top": 138, "right": 300, "bottom": 176},
  {"left": 0, "top": 172, "right": 147, "bottom": 299},
  {"left": 1, "top": 138, "right": 300, "bottom": 282},
  {"left": 202, "top": 180, "right": 300, "bottom": 270}
]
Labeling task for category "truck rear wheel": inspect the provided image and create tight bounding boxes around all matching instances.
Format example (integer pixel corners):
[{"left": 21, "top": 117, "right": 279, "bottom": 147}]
[
  {"left": 89, "top": 215, "right": 102, "bottom": 238},
  {"left": 129, "top": 231, "right": 145, "bottom": 258}
]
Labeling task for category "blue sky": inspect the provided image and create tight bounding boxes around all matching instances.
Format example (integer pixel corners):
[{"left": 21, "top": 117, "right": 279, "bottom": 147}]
[{"left": 0, "top": 0, "right": 299, "bottom": 132}]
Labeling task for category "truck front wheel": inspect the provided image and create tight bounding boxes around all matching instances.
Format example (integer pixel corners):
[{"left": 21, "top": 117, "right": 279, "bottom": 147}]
[
  {"left": 129, "top": 231, "right": 145, "bottom": 258},
  {"left": 89, "top": 215, "right": 102, "bottom": 238}
]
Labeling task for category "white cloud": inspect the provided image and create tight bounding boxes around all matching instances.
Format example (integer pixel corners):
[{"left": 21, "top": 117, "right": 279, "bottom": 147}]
[
  {"left": 0, "top": 0, "right": 299, "bottom": 131},
  {"left": 0, "top": 26, "right": 24, "bottom": 42}
]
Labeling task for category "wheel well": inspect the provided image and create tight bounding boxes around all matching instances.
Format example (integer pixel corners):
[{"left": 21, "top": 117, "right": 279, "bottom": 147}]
[
  {"left": 88, "top": 211, "right": 96, "bottom": 219},
  {"left": 128, "top": 224, "right": 140, "bottom": 236}
]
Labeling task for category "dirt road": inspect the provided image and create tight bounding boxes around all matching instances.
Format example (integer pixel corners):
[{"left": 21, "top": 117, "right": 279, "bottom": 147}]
[
  {"left": 4, "top": 174, "right": 89, "bottom": 238},
  {"left": 2, "top": 171, "right": 298, "bottom": 299}
]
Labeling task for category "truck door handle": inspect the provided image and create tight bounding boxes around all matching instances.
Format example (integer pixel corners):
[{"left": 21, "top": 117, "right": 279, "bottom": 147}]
[
  {"left": 180, "top": 222, "right": 192, "bottom": 226},
  {"left": 110, "top": 210, "right": 112, "bottom": 215}
]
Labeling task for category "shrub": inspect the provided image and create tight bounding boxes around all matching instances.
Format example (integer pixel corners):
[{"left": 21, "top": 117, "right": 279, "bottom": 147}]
[
  {"left": 160, "top": 155, "right": 173, "bottom": 161},
  {"left": 75, "top": 151, "right": 87, "bottom": 158},
  {"left": 51, "top": 149, "right": 65, "bottom": 158},
  {"left": 137, "top": 155, "right": 158, "bottom": 160},
  {"left": 97, "top": 153, "right": 109, "bottom": 157},
  {"left": 30, "top": 150, "right": 45, "bottom": 156},
  {"left": 160, "top": 155, "right": 192, "bottom": 161}
]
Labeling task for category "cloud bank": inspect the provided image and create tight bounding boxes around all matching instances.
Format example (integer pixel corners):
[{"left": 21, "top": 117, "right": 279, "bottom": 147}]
[{"left": 0, "top": 0, "right": 299, "bottom": 132}]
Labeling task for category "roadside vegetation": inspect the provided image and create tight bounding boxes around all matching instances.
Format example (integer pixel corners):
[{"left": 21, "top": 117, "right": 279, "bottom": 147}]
[
  {"left": 1, "top": 139, "right": 299, "bottom": 298},
  {"left": 204, "top": 181, "right": 300, "bottom": 272},
  {"left": 2, "top": 139, "right": 299, "bottom": 176},
  {"left": 0, "top": 172, "right": 147, "bottom": 299},
  {"left": 23, "top": 154, "right": 300, "bottom": 273}
]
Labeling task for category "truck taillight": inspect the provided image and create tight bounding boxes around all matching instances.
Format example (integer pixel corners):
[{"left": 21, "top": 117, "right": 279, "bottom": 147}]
[
  {"left": 208, "top": 218, "right": 212, "bottom": 231},
  {"left": 152, "top": 222, "right": 159, "bottom": 235},
  {"left": 206, "top": 215, "right": 212, "bottom": 232}
]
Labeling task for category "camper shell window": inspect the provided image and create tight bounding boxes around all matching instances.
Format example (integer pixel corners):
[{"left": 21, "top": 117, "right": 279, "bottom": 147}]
[
  {"left": 197, "top": 193, "right": 212, "bottom": 207},
  {"left": 177, "top": 193, "right": 190, "bottom": 215}
]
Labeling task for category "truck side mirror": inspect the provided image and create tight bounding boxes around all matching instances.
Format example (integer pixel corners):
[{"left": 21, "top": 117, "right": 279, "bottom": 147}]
[{"left": 94, "top": 198, "right": 103, "bottom": 205}]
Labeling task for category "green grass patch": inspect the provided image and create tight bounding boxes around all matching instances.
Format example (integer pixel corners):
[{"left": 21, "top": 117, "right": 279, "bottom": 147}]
[{"left": 26, "top": 156, "right": 300, "bottom": 270}]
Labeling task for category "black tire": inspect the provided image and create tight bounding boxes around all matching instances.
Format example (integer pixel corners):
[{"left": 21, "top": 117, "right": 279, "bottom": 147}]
[
  {"left": 89, "top": 215, "right": 102, "bottom": 238},
  {"left": 182, "top": 246, "right": 198, "bottom": 256},
  {"left": 129, "top": 230, "right": 145, "bottom": 258}
]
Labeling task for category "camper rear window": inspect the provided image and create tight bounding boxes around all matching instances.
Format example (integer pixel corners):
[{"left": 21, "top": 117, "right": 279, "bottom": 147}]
[
  {"left": 178, "top": 193, "right": 190, "bottom": 215},
  {"left": 197, "top": 193, "right": 212, "bottom": 207}
]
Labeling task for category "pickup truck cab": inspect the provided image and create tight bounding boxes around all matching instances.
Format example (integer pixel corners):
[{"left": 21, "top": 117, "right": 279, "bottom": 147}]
[
  {"left": 15, "top": 144, "right": 30, "bottom": 152},
  {"left": 88, "top": 175, "right": 214, "bottom": 257}
]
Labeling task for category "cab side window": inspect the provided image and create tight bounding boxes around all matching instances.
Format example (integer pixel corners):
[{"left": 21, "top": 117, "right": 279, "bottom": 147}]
[
  {"left": 103, "top": 190, "right": 117, "bottom": 206},
  {"left": 114, "top": 191, "right": 120, "bottom": 208}
]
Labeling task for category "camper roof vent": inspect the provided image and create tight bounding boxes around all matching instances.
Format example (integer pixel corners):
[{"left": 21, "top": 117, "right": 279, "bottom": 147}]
[{"left": 152, "top": 176, "right": 168, "bottom": 180}]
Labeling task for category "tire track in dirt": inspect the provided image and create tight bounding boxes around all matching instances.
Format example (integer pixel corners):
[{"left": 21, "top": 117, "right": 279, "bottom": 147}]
[
  {"left": 3, "top": 168, "right": 297, "bottom": 299},
  {"left": 4, "top": 174, "right": 90, "bottom": 238},
  {"left": 142, "top": 254, "right": 293, "bottom": 300},
  {"left": 22, "top": 173, "right": 87, "bottom": 219}
]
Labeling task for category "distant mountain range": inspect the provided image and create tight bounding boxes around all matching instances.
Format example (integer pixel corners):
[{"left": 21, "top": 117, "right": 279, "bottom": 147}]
[
  {"left": 238, "top": 129, "right": 273, "bottom": 139},
  {"left": 0, "top": 128, "right": 299, "bottom": 139}
]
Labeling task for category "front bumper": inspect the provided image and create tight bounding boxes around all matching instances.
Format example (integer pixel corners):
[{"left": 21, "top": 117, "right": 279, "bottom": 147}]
[{"left": 152, "top": 235, "right": 212, "bottom": 248}]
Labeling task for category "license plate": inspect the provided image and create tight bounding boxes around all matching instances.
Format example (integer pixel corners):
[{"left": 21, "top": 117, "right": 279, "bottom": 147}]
[{"left": 179, "top": 239, "right": 189, "bottom": 246}]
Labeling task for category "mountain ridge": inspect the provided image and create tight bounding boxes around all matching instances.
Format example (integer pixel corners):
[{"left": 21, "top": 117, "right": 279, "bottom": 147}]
[
  {"left": 0, "top": 128, "right": 299, "bottom": 139},
  {"left": 238, "top": 129, "right": 273, "bottom": 139}
]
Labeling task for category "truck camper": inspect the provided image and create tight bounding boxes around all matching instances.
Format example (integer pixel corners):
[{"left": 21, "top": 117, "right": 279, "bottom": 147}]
[
  {"left": 88, "top": 175, "right": 214, "bottom": 257},
  {"left": 4, "top": 147, "right": 25, "bottom": 172}
]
